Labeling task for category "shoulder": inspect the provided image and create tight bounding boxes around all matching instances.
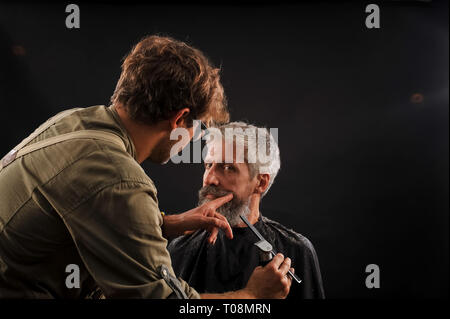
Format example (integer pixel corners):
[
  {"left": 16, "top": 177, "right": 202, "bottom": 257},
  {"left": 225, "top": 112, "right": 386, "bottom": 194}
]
[
  {"left": 69, "top": 145, "right": 156, "bottom": 191},
  {"left": 96, "top": 144, "right": 156, "bottom": 190},
  {"left": 168, "top": 230, "right": 207, "bottom": 252},
  {"left": 260, "top": 216, "right": 317, "bottom": 256},
  {"left": 41, "top": 144, "right": 157, "bottom": 216}
]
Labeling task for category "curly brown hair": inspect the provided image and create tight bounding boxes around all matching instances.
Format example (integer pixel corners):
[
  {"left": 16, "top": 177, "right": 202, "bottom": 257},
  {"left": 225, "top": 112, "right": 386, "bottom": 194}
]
[{"left": 111, "top": 35, "right": 229, "bottom": 127}]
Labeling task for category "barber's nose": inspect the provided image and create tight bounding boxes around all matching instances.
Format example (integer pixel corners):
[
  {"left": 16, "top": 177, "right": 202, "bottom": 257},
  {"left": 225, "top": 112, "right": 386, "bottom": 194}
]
[{"left": 204, "top": 166, "right": 219, "bottom": 186}]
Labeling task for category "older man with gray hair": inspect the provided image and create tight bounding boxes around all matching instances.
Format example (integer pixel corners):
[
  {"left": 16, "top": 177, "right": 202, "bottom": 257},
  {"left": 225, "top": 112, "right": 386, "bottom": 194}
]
[{"left": 168, "top": 122, "right": 325, "bottom": 299}]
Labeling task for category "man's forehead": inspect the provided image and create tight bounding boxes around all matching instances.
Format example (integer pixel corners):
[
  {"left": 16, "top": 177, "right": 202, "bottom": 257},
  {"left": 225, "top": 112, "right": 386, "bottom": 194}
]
[{"left": 204, "top": 139, "right": 245, "bottom": 164}]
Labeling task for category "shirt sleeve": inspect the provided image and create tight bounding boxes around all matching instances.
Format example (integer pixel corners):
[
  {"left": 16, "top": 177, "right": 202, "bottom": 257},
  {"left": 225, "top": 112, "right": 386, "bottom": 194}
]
[{"left": 62, "top": 179, "right": 200, "bottom": 299}]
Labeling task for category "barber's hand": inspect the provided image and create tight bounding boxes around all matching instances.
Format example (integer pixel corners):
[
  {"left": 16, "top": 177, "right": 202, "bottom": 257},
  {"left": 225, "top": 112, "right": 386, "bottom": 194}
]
[
  {"left": 243, "top": 254, "right": 293, "bottom": 299},
  {"left": 161, "top": 194, "right": 233, "bottom": 243}
]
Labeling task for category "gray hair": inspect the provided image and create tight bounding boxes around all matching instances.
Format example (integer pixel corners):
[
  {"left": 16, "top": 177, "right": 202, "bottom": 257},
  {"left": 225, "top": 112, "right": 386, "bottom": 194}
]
[{"left": 209, "top": 121, "right": 281, "bottom": 197}]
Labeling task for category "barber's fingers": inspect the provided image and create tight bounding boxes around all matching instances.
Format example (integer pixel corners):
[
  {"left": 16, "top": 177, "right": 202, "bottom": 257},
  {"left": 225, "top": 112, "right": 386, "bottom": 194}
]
[
  {"left": 278, "top": 257, "right": 292, "bottom": 276},
  {"left": 213, "top": 212, "right": 233, "bottom": 239},
  {"left": 287, "top": 268, "right": 294, "bottom": 283},
  {"left": 206, "top": 212, "right": 233, "bottom": 243},
  {"left": 208, "top": 228, "right": 219, "bottom": 244},
  {"left": 207, "top": 193, "right": 233, "bottom": 210},
  {"left": 268, "top": 253, "right": 285, "bottom": 269},
  {"left": 201, "top": 213, "right": 233, "bottom": 240}
]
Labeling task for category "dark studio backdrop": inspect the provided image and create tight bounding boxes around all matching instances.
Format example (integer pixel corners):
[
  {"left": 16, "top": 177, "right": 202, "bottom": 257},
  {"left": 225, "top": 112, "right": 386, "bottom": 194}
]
[{"left": 0, "top": 1, "right": 448, "bottom": 299}]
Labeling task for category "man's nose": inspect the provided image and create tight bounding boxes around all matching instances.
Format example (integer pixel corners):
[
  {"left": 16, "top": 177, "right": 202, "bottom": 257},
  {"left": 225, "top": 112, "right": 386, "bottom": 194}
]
[{"left": 203, "top": 166, "right": 220, "bottom": 186}]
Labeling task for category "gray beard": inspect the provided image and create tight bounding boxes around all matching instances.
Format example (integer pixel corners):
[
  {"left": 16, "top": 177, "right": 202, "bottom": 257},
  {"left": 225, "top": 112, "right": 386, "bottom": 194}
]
[{"left": 198, "top": 185, "right": 251, "bottom": 227}]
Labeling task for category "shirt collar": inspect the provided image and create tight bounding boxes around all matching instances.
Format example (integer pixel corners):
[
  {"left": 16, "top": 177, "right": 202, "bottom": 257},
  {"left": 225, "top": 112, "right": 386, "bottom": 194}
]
[{"left": 107, "top": 104, "right": 138, "bottom": 161}]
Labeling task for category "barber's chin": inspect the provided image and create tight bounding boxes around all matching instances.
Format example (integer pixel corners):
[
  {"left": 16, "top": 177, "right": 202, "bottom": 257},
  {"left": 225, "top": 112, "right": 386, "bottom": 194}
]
[{"left": 159, "top": 153, "right": 172, "bottom": 164}]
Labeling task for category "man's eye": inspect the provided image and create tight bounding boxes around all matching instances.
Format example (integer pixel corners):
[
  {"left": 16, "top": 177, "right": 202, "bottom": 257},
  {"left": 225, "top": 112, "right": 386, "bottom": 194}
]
[{"left": 224, "top": 165, "right": 234, "bottom": 171}]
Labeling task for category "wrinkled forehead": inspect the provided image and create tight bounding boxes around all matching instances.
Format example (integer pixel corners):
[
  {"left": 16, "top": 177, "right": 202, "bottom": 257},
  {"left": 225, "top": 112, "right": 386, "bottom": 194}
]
[{"left": 204, "top": 138, "right": 246, "bottom": 164}]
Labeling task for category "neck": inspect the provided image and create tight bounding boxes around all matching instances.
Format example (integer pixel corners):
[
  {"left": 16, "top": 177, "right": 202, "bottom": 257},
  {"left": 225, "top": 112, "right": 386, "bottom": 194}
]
[
  {"left": 114, "top": 104, "right": 166, "bottom": 164},
  {"left": 236, "top": 194, "right": 261, "bottom": 227}
]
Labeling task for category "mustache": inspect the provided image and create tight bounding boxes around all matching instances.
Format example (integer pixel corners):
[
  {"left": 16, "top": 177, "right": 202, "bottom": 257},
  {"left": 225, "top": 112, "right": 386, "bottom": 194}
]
[
  {"left": 197, "top": 185, "right": 251, "bottom": 227},
  {"left": 198, "top": 185, "right": 234, "bottom": 199}
]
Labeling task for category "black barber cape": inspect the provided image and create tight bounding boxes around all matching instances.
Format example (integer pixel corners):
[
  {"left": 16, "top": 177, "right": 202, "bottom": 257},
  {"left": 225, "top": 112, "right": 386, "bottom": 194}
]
[{"left": 168, "top": 215, "right": 325, "bottom": 299}]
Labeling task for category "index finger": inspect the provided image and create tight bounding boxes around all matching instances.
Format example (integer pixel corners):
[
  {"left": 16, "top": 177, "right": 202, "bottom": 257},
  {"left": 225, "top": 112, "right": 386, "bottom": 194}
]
[
  {"left": 207, "top": 193, "right": 233, "bottom": 209},
  {"left": 214, "top": 212, "right": 233, "bottom": 239},
  {"left": 278, "top": 257, "right": 291, "bottom": 276},
  {"left": 267, "top": 253, "right": 284, "bottom": 268}
]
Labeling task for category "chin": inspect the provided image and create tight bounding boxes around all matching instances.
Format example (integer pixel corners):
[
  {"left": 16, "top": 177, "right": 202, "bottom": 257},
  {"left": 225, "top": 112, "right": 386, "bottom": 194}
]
[
  {"left": 155, "top": 152, "right": 172, "bottom": 164},
  {"left": 160, "top": 158, "right": 170, "bottom": 164}
]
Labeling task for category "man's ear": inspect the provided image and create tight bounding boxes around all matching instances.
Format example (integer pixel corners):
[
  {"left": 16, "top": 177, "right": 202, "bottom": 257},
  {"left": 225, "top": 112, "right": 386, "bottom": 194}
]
[
  {"left": 254, "top": 174, "right": 270, "bottom": 195},
  {"left": 169, "top": 107, "right": 191, "bottom": 129}
]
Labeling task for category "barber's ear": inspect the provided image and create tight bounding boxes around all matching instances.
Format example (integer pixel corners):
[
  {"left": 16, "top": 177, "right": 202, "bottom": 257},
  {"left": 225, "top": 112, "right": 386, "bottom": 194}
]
[
  {"left": 255, "top": 174, "right": 270, "bottom": 194},
  {"left": 169, "top": 108, "right": 191, "bottom": 129}
]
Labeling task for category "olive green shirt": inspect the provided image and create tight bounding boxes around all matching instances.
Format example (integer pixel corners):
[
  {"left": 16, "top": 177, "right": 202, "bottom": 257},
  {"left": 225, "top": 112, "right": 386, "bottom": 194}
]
[{"left": 0, "top": 105, "right": 200, "bottom": 299}]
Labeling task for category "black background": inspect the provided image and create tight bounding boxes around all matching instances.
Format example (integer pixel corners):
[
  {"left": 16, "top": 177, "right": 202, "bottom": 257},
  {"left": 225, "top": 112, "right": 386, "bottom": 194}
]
[{"left": 0, "top": 1, "right": 448, "bottom": 298}]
